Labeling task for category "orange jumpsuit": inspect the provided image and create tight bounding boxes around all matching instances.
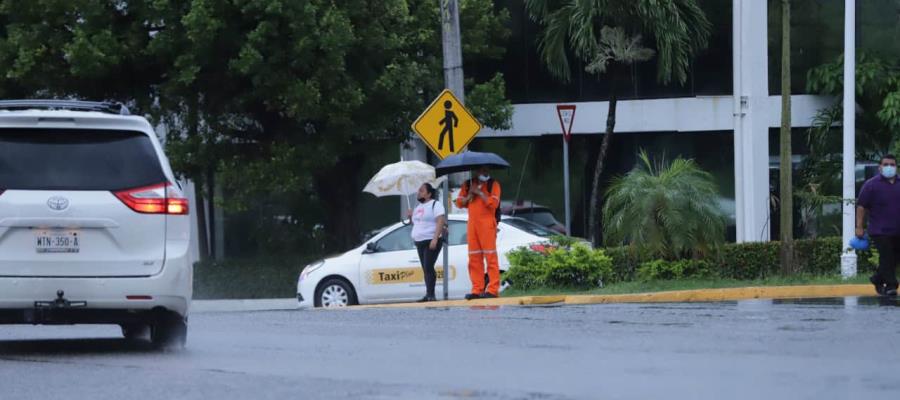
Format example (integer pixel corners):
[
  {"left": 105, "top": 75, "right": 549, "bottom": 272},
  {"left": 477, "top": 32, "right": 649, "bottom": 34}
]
[{"left": 455, "top": 179, "right": 501, "bottom": 296}]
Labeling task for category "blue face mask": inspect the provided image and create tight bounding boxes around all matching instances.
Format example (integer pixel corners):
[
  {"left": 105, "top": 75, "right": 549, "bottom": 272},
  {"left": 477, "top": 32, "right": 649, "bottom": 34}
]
[{"left": 882, "top": 165, "right": 897, "bottom": 179}]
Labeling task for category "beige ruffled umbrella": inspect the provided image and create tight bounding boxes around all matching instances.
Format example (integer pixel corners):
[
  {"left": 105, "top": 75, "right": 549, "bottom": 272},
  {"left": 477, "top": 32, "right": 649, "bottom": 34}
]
[{"left": 363, "top": 160, "right": 446, "bottom": 209}]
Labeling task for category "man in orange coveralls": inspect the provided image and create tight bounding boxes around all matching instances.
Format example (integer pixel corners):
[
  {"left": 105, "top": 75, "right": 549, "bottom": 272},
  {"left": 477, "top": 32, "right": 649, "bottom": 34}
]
[{"left": 455, "top": 165, "right": 501, "bottom": 300}]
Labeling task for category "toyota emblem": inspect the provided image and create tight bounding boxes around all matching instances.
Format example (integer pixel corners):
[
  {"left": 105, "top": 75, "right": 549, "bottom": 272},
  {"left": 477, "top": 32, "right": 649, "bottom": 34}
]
[{"left": 47, "top": 196, "right": 70, "bottom": 211}]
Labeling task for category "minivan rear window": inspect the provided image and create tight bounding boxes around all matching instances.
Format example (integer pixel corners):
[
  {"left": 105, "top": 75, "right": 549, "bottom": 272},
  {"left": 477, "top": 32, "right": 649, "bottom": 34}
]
[{"left": 0, "top": 129, "right": 166, "bottom": 191}]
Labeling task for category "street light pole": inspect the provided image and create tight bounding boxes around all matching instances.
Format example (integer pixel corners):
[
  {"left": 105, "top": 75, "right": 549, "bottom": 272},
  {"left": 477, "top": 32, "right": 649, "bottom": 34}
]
[
  {"left": 840, "top": 0, "right": 857, "bottom": 278},
  {"left": 440, "top": 0, "right": 464, "bottom": 300}
]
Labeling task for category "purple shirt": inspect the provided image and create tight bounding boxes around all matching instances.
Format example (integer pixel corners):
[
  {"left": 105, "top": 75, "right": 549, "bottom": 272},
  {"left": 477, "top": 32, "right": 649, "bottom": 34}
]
[{"left": 857, "top": 175, "right": 900, "bottom": 235}]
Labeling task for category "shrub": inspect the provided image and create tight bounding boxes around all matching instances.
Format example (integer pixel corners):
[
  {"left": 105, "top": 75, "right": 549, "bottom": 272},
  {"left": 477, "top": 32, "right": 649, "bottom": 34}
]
[
  {"left": 506, "top": 242, "right": 614, "bottom": 290},
  {"left": 715, "top": 241, "right": 781, "bottom": 280},
  {"left": 193, "top": 257, "right": 311, "bottom": 299},
  {"left": 604, "top": 246, "right": 654, "bottom": 282},
  {"left": 603, "top": 151, "right": 726, "bottom": 258},
  {"left": 636, "top": 259, "right": 714, "bottom": 282}
]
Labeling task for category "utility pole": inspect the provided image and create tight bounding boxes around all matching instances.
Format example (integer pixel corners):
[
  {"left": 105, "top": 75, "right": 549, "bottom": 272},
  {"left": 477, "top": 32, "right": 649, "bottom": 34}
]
[
  {"left": 441, "top": 0, "right": 465, "bottom": 105},
  {"left": 440, "top": 0, "right": 464, "bottom": 300}
]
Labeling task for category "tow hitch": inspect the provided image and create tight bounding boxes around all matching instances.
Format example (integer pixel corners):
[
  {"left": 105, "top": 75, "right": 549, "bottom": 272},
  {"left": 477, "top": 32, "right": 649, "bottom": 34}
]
[{"left": 34, "top": 290, "right": 87, "bottom": 309}]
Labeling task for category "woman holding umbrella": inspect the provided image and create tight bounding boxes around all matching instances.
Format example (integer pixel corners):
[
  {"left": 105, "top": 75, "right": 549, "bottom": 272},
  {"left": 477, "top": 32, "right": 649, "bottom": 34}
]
[{"left": 407, "top": 183, "right": 446, "bottom": 302}]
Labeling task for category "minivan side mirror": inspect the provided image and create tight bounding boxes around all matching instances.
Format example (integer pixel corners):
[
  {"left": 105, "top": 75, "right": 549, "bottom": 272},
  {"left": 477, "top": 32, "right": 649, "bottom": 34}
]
[{"left": 363, "top": 242, "right": 378, "bottom": 254}]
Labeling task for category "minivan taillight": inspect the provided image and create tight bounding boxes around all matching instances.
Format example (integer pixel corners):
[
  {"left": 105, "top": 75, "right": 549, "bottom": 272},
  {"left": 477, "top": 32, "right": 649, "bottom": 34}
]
[{"left": 114, "top": 183, "right": 189, "bottom": 215}]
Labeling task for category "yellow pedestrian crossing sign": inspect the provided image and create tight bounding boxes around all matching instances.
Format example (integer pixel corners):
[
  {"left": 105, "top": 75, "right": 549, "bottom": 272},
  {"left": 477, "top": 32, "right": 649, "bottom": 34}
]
[{"left": 411, "top": 89, "right": 482, "bottom": 160}]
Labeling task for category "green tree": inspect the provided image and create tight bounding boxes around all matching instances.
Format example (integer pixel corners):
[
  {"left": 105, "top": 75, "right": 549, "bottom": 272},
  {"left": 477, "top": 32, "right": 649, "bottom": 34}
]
[
  {"left": 603, "top": 151, "right": 725, "bottom": 259},
  {"left": 779, "top": 0, "right": 795, "bottom": 273},
  {"left": 798, "top": 53, "right": 900, "bottom": 236},
  {"left": 161, "top": 0, "right": 513, "bottom": 252},
  {"left": 524, "top": 0, "right": 711, "bottom": 247},
  {"left": 0, "top": 0, "right": 513, "bottom": 253}
]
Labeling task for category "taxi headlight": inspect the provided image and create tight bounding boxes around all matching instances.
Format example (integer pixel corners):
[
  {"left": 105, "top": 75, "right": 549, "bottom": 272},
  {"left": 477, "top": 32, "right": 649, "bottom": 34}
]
[{"left": 299, "top": 260, "right": 325, "bottom": 281}]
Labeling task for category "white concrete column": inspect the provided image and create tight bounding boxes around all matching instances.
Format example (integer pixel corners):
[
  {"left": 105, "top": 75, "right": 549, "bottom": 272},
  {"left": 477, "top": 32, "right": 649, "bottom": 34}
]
[
  {"left": 733, "top": 0, "right": 772, "bottom": 243},
  {"left": 841, "top": 0, "right": 857, "bottom": 277}
]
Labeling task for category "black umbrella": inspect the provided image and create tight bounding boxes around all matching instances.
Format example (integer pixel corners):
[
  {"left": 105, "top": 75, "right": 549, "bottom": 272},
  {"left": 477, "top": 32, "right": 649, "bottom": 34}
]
[{"left": 434, "top": 151, "right": 510, "bottom": 177}]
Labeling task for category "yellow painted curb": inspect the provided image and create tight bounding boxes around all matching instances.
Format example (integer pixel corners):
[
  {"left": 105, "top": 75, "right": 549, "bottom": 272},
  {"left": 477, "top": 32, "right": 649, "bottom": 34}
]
[
  {"left": 349, "top": 295, "right": 566, "bottom": 310},
  {"left": 564, "top": 284, "right": 875, "bottom": 305},
  {"left": 340, "top": 284, "right": 877, "bottom": 310}
]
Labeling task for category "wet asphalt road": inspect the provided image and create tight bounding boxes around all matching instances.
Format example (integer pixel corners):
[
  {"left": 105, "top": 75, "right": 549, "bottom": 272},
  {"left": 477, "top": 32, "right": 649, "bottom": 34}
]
[{"left": 1, "top": 297, "right": 899, "bottom": 400}]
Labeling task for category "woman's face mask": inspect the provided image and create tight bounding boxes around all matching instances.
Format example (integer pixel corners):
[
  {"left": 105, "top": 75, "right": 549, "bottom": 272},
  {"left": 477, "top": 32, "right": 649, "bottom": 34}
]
[
  {"left": 478, "top": 174, "right": 491, "bottom": 182},
  {"left": 882, "top": 165, "right": 897, "bottom": 179}
]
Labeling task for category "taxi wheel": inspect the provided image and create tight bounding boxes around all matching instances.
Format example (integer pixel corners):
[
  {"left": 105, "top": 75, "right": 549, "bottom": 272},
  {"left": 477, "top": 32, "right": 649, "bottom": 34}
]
[{"left": 315, "top": 278, "right": 358, "bottom": 308}]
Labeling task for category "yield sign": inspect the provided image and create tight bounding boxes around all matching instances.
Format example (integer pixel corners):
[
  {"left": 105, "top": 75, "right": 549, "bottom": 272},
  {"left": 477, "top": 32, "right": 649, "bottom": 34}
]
[
  {"left": 557, "top": 104, "right": 576, "bottom": 143},
  {"left": 411, "top": 89, "right": 483, "bottom": 160}
]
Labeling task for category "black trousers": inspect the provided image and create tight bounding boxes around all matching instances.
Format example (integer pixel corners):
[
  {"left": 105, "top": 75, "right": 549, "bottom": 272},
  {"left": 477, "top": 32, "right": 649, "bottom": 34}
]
[
  {"left": 871, "top": 235, "right": 900, "bottom": 290},
  {"left": 415, "top": 240, "right": 441, "bottom": 297}
]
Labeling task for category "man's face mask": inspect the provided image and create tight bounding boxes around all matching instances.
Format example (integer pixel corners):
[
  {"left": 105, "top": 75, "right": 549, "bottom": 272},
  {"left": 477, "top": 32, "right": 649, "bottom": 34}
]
[
  {"left": 882, "top": 165, "right": 897, "bottom": 179},
  {"left": 478, "top": 174, "right": 491, "bottom": 182}
]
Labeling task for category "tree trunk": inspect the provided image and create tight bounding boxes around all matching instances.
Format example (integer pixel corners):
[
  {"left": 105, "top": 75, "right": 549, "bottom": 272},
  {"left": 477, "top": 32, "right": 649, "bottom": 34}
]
[
  {"left": 206, "top": 166, "right": 218, "bottom": 260},
  {"left": 187, "top": 95, "right": 209, "bottom": 261},
  {"left": 314, "top": 153, "right": 366, "bottom": 252},
  {"left": 589, "top": 72, "right": 618, "bottom": 247},
  {"left": 194, "top": 183, "right": 209, "bottom": 261},
  {"left": 779, "top": 0, "right": 795, "bottom": 273}
]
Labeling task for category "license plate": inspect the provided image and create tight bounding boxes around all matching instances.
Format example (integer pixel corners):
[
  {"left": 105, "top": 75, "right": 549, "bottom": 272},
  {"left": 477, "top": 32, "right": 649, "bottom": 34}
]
[{"left": 35, "top": 231, "right": 80, "bottom": 254}]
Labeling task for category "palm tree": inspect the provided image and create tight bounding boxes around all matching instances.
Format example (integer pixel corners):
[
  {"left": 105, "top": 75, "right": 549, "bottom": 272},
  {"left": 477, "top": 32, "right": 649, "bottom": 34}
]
[
  {"left": 603, "top": 151, "right": 725, "bottom": 259},
  {"left": 779, "top": 0, "right": 795, "bottom": 272},
  {"left": 525, "top": 0, "right": 712, "bottom": 247}
]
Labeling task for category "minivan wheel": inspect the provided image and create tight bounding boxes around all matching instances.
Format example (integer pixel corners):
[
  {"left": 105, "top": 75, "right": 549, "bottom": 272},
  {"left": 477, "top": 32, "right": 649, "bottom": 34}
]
[
  {"left": 315, "top": 279, "right": 357, "bottom": 308},
  {"left": 150, "top": 312, "right": 187, "bottom": 350},
  {"left": 121, "top": 323, "right": 149, "bottom": 341}
]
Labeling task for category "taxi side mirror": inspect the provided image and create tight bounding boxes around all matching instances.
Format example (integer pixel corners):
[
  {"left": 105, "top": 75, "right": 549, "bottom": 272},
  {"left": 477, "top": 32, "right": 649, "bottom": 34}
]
[{"left": 363, "top": 242, "right": 378, "bottom": 254}]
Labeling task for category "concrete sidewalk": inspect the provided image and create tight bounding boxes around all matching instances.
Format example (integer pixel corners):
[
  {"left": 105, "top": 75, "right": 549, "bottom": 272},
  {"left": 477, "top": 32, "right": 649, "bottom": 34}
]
[{"left": 191, "top": 298, "right": 298, "bottom": 313}]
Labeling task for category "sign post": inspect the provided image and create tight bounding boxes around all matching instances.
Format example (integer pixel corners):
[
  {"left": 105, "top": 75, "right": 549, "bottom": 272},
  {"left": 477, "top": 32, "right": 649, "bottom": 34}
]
[
  {"left": 557, "top": 105, "right": 576, "bottom": 236},
  {"left": 412, "top": 89, "right": 483, "bottom": 299}
]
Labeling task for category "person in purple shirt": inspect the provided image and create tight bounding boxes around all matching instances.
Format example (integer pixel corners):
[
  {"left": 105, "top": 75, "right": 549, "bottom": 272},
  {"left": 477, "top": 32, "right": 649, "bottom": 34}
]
[{"left": 856, "top": 154, "right": 900, "bottom": 296}]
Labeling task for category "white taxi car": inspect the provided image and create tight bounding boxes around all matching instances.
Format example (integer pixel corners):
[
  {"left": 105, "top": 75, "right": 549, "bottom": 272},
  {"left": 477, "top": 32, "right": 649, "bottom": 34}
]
[{"left": 297, "top": 215, "right": 557, "bottom": 308}]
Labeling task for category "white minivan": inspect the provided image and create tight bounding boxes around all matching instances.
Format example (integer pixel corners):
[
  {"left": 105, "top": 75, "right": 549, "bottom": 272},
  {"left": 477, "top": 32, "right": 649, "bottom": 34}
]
[{"left": 0, "top": 100, "right": 192, "bottom": 348}]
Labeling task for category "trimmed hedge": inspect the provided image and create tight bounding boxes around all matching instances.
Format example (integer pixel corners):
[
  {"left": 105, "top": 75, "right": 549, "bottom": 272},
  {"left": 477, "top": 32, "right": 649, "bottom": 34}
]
[
  {"left": 193, "top": 257, "right": 312, "bottom": 299},
  {"left": 606, "top": 236, "right": 876, "bottom": 282},
  {"left": 637, "top": 259, "right": 714, "bottom": 281}
]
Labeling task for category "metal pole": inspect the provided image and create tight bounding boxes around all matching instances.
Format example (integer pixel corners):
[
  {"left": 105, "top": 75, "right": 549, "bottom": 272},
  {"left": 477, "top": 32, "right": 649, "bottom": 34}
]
[
  {"left": 732, "top": 0, "right": 745, "bottom": 243},
  {"left": 563, "top": 139, "right": 571, "bottom": 235},
  {"left": 440, "top": 0, "right": 464, "bottom": 300},
  {"left": 840, "top": 0, "right": 857, "bottom": 278}
]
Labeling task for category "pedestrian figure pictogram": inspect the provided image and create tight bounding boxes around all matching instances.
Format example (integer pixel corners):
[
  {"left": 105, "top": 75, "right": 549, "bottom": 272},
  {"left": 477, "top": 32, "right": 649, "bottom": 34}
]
[
  {"left": 438, "top": 100, "right": 459, "bottom": 152},
  {"left": 411, "top": 89, "right": 482, "bottom": 160}
]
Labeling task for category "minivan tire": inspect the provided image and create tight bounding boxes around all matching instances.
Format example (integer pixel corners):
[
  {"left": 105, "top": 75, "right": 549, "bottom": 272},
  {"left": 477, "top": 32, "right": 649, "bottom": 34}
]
[
  {"left": 150, "top": 312, "right": 187, "bottom": 349},
  {"left": 121, "top": 323, "right": 149, "bottom": 341}
]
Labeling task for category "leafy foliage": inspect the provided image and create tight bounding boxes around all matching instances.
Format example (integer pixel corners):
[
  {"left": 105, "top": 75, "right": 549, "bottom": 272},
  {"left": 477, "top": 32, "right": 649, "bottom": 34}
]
[
  {"left": 603, "top": 151, "right": 726, "bottom": 258},
  {"left": 797, "top": 53, "right": 900, "bottom": 237},
  {"left": 636, "top": 259, "right": 713, "bottom": 282},
  {"left": 523, "top": 0, "right": 711, "bottom": 246},
  {"left": 523, "top": 0, "right": 711, "bottom": 85},
  {"left": 506, "top": 237, "right": 614, "bottom": 290},
  {"left": 0, "top": 0, "right": 514, "bottom": 253},
  {"left": 584, "top": 26, "right": 655, "bottom": 75}
]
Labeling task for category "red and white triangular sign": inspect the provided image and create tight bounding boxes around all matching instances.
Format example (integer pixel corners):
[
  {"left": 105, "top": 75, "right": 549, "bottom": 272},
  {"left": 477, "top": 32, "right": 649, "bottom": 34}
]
[{"left": 557, "top": 105, "right": 576, "bottom": 143}]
